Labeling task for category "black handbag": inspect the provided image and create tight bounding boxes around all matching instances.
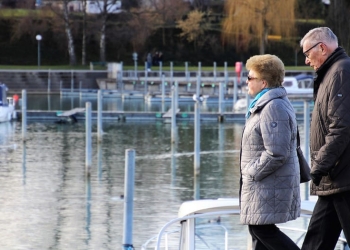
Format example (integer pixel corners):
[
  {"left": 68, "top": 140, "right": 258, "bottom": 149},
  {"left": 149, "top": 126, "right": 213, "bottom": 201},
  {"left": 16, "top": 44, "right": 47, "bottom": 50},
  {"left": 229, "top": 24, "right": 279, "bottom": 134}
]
[{"left": 297, "top": 128, "right": 311, "bottom": 183}]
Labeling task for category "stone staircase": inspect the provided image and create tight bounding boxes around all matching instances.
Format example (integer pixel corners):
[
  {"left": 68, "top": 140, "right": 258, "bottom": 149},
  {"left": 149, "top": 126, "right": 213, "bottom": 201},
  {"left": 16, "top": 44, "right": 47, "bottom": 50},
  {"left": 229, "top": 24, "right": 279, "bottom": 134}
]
[{"left": 0, "top": 70, "right": 107, "bottom": 94}]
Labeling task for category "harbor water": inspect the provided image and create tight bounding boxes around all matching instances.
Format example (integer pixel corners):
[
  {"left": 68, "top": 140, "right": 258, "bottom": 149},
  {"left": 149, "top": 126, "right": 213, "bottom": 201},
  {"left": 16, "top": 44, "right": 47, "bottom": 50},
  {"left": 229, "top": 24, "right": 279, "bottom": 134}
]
[{"left": 0, "top": 94, "right": 316, "bottom": 249}]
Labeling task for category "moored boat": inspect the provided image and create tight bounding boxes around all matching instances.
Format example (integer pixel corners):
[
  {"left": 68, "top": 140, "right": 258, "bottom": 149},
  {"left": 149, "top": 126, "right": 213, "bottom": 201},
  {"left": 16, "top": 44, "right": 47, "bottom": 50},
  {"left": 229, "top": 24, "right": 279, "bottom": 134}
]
[
  {"left": 142, "top": 198, "right": 348, "bottom": 250},
  {"left": 0, "top": 83, "right": 17, "bottom": 123},
  {"left": 234, "top": 74, "right": 314, "bottom": 111}
]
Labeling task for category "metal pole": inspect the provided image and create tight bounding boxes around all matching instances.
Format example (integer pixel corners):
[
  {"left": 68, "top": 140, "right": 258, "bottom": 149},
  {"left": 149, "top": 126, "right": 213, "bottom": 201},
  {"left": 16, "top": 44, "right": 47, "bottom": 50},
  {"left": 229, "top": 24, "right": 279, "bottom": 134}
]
[
  {"left": 303, "top": 100, "right": 310, "bottom": 161},
  {"left": 38, "top": 40, "right": 41, "bottom": 69},
  {"left": 71, "top": 70, "right": 74, "bottom": 93},
  {"left": 161, "top": 74, "right": 165, "bottom": 104},
  {"left": 144, "top": 62, "right": 148, "bottom": 96},
  {"left": 303, "top": 100, "right": 310, "bottom": 200},
  {"left": 134, "top": 60, "right": 137, "bottom": 78},
  {"left": 170, "top": 62, "right": 173, "bottom": 84},
  {"left": 196, "top": 73, "right": 200, "bottom": 97},
  {"left": 185, "top": 62, "right": 189, "bottom": 82},
  {"left": 175, "top": 81, "right": 178, "bottom": 111},
  {"left": 159, "top": 61, "right": 162, "bottom": 81},
  {"left": 21, "top": 89, "right": 27, "bottom": 141},
  {"left": 97, "top": 90, "right": 103, "bottom": 142},
  {"left": 47, "top": 69, "right": 51, "bottom": 93},
  {"left": 213, "top": 62, "right": 217, "bottom": 82},
  {"left": 224, "top": 62, "right": 228, "bottom": 84},
  {"left": 219, "top": 82, "right": 223, "bottom": 115},
  {"left": 233, "top": 77, "right": 238, "bottom": 105},
  {"left": 194, "top": 101, "right": 200, "bottom": 175},
  {"left": 123, "top": 149, "right": 135, "bottom": 250},
  {"left": 171, "top": 87, "right": 176, "bottom": 144},
  {"left": 85, "top": 102, "right": 92, "bottom": 175}
]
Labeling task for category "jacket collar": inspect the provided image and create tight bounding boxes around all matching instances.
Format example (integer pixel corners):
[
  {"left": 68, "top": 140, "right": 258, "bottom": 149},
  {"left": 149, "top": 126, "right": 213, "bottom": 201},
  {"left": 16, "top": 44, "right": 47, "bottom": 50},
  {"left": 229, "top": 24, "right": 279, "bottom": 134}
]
[
  {"left": 314, "top": 47, "right": 348, "bottom": 100},
  {"left": 249, "top": 87, "right": 288, "bottom": 115}
]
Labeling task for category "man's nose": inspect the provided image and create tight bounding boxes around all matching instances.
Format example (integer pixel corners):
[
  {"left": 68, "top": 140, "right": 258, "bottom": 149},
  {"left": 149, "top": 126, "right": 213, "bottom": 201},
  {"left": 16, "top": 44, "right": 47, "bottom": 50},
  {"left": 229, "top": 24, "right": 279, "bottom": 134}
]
[{"left": 305, "top": 57, "right": 310, "bottom": 65}]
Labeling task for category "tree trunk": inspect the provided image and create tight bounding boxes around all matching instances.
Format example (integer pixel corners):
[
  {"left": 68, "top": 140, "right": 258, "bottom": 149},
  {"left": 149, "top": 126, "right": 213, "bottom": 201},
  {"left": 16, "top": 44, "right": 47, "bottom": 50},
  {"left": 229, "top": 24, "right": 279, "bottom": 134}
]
[
  {"left": 82, "top": 0, "right": 87, "bottom": 65},
  {"left": 162, "top": 26, "right": 166, "bottom": 46},
  {"left": 63, "top": 1, "right": 76, "bottom": 65},
  {"left": 99, "top": 22, "right": 106, "bottom": 62}
]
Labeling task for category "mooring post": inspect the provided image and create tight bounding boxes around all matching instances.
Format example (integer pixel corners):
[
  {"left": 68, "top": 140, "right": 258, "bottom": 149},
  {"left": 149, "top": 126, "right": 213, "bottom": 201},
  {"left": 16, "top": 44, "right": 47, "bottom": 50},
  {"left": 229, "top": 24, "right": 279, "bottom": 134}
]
[
  {"left": 123, "top": 149, "right": 135, "bottom": 250},
  {"left": 47, "top": 69, "right": 51, "bottom": 94},
  {"left": 303, "top": 100, "right": 310, "bottom": 161},
  {"left": 85, "top": 102, "right": 92, "bottom": 175},
  {"left": 144, "top": 61, "right": 148, "bottom": 96},
  {"left": 196, "top": 73, "right": 200, "bottom": 97},
  {"left": 224, "top": 62, "right": 228, "bottom": 85},
  {"left": 213, "top": 62, "right": 217, "bottom": 82},
  {"left": 185, "top": 62, "right": 189, "bottom": 82},
  {"left": 233, "top": 77, "right": 238, "bottom": 106},
  {"left": 97, "top": 90, "right": 103, "bottom": 142},
  {"left": 159, "top": 61, "right": 162, "bottom": 81},
  {"left": 21, "top": 89, "right": 27, "bottom": 141},
  {"left": 71, "top": 70, "right": 74, "bottom": 93},
  {"left": 170, "top": 62, "right": 174, "bottom": 84},
  {"left": 194, "top": 100, "right": 201, "bottom": 175},
  {"left": 171, "top": 87, "right": 177, "bottom": 144},
  {"left": 218, "top": 82, "right": 224, "bottom": 122},
  {"left": 161, "top": 74, "right": 165, "bottom": 104},
  {"left": 303, "top": 100, "right": 311, "bottom": 200}
]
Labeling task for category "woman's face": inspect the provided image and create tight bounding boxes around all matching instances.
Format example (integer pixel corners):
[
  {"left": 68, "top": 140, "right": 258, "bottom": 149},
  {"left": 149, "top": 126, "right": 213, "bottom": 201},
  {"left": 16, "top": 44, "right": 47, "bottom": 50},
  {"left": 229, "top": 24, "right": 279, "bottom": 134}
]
[{"left": 246, "top": 70, "right": 266, "bottom": 97}]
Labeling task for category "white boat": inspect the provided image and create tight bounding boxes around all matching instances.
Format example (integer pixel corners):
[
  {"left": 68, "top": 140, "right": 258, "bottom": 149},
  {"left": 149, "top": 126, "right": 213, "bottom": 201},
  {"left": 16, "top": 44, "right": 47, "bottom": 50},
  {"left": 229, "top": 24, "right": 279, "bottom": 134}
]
[
  {"left": 0, "top": 83, "right": 17, "bottom": 123},
  {"left": 142, "top": 198, "right": 348, "bottom": 250},
  {"left": 234, "top": 74, "right": 314, "bottom": 111}
]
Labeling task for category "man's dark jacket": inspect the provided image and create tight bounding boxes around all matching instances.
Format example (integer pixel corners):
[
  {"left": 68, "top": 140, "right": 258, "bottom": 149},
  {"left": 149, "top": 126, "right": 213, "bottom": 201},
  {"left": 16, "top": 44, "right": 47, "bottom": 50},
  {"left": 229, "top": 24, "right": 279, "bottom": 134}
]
[{"left": 310, "top": 47, "right": 350, "bottom": 195}]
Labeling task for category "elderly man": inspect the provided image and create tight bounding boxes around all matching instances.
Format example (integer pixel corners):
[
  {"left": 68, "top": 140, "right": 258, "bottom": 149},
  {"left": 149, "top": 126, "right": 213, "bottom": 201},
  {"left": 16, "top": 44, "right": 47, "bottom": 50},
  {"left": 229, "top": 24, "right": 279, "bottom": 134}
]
[{"left": 300, "top": 27, "right": 350, "bottom": 250}]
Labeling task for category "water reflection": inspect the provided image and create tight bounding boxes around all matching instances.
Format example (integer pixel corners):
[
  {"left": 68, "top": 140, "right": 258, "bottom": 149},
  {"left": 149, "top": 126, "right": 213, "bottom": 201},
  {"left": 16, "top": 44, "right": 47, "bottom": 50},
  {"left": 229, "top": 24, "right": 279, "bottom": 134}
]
[{"left": 0, "top": 96, "right": 311, "bottom": 249}]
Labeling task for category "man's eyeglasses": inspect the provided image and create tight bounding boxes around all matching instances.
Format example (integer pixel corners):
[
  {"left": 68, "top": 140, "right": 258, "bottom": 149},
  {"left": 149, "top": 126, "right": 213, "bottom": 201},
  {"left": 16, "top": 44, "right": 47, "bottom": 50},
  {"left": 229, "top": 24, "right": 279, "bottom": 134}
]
[
  {"left": 247, "top": 75, "right": 258, "bottom": 81},
  {"left": 303, "top": 42, "right": 322, "bottom": 58}
]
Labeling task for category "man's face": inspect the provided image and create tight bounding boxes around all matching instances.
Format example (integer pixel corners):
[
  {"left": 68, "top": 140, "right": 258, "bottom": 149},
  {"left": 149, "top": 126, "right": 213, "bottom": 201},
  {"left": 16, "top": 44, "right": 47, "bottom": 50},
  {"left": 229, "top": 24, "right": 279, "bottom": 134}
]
[{"left": 302, "top": 40, "right": 325, "bottom": 71}]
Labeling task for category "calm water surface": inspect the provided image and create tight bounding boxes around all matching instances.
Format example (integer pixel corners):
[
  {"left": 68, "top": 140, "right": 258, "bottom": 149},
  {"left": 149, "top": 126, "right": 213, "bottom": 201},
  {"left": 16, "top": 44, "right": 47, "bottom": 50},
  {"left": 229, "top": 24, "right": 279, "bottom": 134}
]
[{"left": 0, "top": 94, "right": 314, "bottom": 249}]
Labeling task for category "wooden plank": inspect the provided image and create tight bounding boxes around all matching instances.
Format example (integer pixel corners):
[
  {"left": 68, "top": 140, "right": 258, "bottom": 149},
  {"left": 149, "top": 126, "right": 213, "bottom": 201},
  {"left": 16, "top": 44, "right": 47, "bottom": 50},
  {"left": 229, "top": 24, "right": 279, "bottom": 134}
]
[
  {"left": 162, "top": 108, "right": 180, "bottom": 118},
  {"left": 57, "top": 108, "right": 85, "bottom": 117}
]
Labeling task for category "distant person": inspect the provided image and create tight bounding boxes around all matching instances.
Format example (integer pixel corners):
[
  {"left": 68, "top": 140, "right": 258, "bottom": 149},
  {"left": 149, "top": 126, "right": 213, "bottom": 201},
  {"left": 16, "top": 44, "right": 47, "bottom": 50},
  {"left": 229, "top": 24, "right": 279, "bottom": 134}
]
[
  {"left": 240, "top": 54, "right": 300, "bottom": 250},
  {"left": 300, "top": 27, "right": 350, "bottom": 250},
  {"left": 152, "top": 51, "right": 159, "bottom": 66},
  {"left": 158, "top": 52, "right": 163, "bottom": 65},
  {"left": 146, "top": 53, "right": 152, "bottom": 72}
]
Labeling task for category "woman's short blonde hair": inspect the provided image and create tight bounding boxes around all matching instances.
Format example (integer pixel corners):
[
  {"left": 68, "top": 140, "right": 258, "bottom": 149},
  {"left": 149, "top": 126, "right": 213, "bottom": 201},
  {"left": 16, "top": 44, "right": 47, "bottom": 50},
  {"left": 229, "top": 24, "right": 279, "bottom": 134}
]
[{"left": 245, "top": 54, "right": 285, "bottom": 88}]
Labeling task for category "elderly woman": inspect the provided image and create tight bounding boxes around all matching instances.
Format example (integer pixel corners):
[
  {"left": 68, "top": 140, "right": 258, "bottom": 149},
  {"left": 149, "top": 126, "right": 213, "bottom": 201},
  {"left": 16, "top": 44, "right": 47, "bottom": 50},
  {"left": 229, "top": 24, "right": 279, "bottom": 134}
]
[{"left": 240, "top": 54, "right": 301, "bottom": 250}]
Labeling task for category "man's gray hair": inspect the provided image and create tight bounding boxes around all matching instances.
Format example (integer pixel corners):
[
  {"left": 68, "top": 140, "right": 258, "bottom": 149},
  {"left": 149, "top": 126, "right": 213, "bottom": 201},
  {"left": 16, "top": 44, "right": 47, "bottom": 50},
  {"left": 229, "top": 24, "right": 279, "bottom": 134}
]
[{"left": 300, "top": 27, "right": 338, "bottom": 47}]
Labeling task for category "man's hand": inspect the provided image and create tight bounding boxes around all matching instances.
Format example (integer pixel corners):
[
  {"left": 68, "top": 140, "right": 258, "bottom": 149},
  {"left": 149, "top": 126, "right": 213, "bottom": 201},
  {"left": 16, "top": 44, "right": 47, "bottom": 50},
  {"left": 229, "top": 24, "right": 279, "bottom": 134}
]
[{"left": 311, "top": 173, "right": 322, "bottom": 186}]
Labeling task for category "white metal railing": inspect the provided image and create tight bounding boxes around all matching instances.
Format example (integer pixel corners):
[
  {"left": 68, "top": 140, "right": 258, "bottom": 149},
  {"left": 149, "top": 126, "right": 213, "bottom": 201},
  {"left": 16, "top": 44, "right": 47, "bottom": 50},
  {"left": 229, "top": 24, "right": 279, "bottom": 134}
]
[{"left": 142, "top": 209, "right": 348, "bottom": 250}]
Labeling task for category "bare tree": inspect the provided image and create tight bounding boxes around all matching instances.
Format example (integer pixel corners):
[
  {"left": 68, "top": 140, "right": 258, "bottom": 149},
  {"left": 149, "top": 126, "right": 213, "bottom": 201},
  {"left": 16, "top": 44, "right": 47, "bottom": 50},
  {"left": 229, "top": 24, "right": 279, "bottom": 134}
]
[
  {"left": 61, "top": 0, "right": 77, "bottom": 65},
  {"left": 46, "top": 0, "right": 77, "bottom": 65},
  {"left": 127, "top": 7, "right": 160, "bottom": 52},
  {"left": 326, "top": 0, "right": 350, "bottom": 53},
  {"left": 176, "top": 10, "right": 210, "bottom": 51},
  {"left": 82, "top": 0, "right": 87, "bottom": 65},
  {"left": 222, "top": 0, "right": 296, "bottom": 54},
  {"left": 145, "top": 0, "right": 189, "bottom": 46},
  {"left": 91, "top": 0, "right": 121, "bottom": 62}
]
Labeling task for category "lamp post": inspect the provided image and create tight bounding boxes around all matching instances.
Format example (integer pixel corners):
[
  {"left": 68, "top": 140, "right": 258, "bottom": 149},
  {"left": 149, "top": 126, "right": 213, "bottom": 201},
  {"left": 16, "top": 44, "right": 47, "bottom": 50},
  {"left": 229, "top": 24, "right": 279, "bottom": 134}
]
[
  {"left": 132, "top": 52, "right": 138, "bottom": 77},
  {"left": 36, "top": 34, "right": 42, "bottom": 69}
]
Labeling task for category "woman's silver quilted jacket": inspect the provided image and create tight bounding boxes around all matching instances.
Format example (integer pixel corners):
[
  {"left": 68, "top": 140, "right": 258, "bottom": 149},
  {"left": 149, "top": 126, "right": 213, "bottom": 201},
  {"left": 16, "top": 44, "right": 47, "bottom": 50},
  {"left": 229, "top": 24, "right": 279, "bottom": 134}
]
[{"left": 240, "top": 87, "right": 301, "bottom": 225}]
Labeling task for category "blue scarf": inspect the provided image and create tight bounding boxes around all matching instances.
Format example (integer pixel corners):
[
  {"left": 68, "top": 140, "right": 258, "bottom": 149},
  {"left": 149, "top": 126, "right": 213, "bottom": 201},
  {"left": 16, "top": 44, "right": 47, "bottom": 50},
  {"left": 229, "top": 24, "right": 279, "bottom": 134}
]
[{"left": 246, "top": 88, "right": 270, "bottom": 118}]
